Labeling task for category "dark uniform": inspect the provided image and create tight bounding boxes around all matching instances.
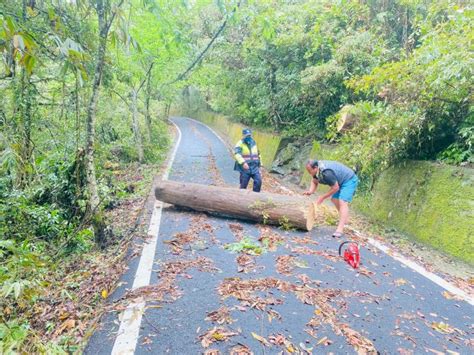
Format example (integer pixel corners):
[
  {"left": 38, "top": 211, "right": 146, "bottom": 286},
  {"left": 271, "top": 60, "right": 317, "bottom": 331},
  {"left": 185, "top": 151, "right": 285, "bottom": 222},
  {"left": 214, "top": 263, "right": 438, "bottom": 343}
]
[{"left": 234, "top": 130, "right": 262, "bottom": 192}]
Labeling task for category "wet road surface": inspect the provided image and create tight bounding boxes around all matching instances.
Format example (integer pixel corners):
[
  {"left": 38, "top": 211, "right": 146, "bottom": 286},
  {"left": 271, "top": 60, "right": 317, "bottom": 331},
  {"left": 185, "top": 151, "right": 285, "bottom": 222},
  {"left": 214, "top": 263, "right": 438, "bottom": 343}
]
[{"left": 86, "top": 117, "right": 473, "bottom": 354}]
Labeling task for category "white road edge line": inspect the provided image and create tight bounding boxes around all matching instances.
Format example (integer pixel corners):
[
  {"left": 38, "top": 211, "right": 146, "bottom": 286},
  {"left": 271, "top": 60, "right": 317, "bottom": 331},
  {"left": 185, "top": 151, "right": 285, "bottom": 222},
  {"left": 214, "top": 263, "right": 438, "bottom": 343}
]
[
  {"left": 189, "top": 116, "right": 473, "bottom": 307},
  {"left": 363, "top": 235, "right": 474, "bottom": 306},
  {"left": 111, "top": 119, "right": 182, "bottom": 355}
]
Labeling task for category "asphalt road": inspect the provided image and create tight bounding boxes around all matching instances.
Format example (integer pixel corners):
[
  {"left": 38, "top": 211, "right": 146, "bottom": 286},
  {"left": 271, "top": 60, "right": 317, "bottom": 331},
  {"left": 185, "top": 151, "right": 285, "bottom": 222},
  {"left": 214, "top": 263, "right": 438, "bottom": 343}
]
[{"left": 86, "top": 117, "right": 473, "bottom": 354}]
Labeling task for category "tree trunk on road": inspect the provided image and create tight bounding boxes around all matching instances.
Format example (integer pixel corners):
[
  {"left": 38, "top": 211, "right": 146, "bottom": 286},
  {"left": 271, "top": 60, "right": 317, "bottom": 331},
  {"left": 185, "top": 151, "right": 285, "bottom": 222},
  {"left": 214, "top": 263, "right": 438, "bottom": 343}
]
[{"left": 155, "top": 180, "right": 319, "bottom": 231}]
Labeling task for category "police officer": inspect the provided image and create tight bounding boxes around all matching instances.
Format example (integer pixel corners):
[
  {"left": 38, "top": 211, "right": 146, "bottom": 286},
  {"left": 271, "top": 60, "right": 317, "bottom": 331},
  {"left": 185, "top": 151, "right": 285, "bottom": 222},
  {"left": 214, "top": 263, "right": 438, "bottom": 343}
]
[
  {"left": 234, "top": 128, "right": 262, "bottom": 192},
  {"left": 304, "top": 159, "right": 359, "bottom": 237}
]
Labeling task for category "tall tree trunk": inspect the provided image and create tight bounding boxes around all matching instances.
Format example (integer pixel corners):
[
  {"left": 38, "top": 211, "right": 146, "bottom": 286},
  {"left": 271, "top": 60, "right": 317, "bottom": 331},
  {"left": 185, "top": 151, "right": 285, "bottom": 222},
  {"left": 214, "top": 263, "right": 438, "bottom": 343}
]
[
  {"left": 131, "top": 88, "right": 144, "bottom": 162},
  {"left": 165, "top": 102, "right": 171, "bottom": 118},
  {"left": 403, "top": 7, "right": 411, "bottom": 55},
  {"left": 74, "top": 70, "right": 81, "bottom": 151},
  {"left": 144, "top": 69, "right": 152, "bottom": 141},
  {"left": 85, "top": 38, "right": 106, "bottom": 215},
  {"left": 16, "top": 68, "right": 34, "bottom": 187},
  {"left": 15, "top": 0, "right": 33, "bottom": 187},
  {"left": 84, "top": 0, "right": 111, "bottom": 245},
  {"left": 269, "top": 62, "right": 280, "bottom": 129}
]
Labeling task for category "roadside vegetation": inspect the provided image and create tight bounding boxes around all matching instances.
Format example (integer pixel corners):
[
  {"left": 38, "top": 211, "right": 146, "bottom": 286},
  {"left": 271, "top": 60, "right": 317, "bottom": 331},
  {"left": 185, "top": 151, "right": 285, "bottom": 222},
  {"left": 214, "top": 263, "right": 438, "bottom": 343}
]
[{"left": 189, "top": 0, "right": 473, "bottom": 183}]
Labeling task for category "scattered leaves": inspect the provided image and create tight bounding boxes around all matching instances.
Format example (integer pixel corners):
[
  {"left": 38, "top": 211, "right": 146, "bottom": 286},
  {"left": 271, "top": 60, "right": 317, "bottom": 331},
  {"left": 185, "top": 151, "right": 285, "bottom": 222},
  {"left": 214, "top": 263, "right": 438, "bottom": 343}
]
[
  {"left": 442, "top": 291, "right": 463, "bottom": 301},
  {"left": 394, "top": 278, "right": 408, "bottom": 286},
  {"left": 276, "top": 255, "right": 296, "bottom": 275},
  {"left": 316, "top": 336, "right": 332, "bottom": 346},
  {"left": 205, "top": 307, "right": 234, "bottom": 325},
  {"left": 431, "top": 321, "right": 455, "bottom": 334},
  {"left": 53, "top": 319, "right": 75, "bottom": 337},
  {"left": 230, "top": 344, "right": 253, "bottom": 354},
  {"left": 236, "top": 254, "right": 257, "bottom": 273},
  {"left": 200, "top": 327, "right": 238, "bottom": 348},
  {"left": 251, "top": 332, "right": 271, "bottom": 347}
]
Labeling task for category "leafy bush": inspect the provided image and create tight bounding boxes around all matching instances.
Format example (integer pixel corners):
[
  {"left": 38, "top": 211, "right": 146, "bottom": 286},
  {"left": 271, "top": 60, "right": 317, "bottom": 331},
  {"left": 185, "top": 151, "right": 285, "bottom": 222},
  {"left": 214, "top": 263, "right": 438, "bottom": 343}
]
[
  {"left": 0, "top": 320, "right": 29, "bottom": 354},
  {"left": 186, "top": 0, "right": 472, "bottom": 180},
  {"left": 438, "top": 125, "right": 474, "bottom": 164},
  {"left": 327, "top": 101, "right": 428, "bottom": 188},
  {"left": 347, "top": 6, "right": 473, "bottom": 166},
  {"left": 0, "top": 240, "right": 48, "bottom": 314},
  {"left": 33, "top": 152, "right": 88, "bottom": 220},
  {"left": 1, "top": 192, "right": 69, "bottom": 242}
]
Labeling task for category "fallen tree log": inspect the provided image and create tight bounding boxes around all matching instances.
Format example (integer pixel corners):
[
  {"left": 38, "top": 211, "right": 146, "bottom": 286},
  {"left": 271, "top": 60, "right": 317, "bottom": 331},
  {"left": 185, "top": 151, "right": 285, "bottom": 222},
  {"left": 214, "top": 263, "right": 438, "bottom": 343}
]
[{"left": 155, "top": 180, "right": 319, "bottom": 231}]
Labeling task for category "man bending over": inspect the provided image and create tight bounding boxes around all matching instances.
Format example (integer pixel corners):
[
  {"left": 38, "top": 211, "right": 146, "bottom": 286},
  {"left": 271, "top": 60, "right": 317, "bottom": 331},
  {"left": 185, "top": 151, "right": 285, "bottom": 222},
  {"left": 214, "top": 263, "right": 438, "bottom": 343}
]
[{"left": 303, "top": 159, "right": 358, "bottom": 237}]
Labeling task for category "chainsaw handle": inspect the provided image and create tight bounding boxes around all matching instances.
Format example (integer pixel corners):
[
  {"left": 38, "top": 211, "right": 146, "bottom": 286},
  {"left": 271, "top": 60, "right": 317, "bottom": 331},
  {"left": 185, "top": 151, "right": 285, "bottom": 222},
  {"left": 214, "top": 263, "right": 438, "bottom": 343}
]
[
  {"left": 338, "top": 241, "right": 359, "bottom": 256},
  {"left": 338, "top": 241, "right": 350, "bottom": 256}
]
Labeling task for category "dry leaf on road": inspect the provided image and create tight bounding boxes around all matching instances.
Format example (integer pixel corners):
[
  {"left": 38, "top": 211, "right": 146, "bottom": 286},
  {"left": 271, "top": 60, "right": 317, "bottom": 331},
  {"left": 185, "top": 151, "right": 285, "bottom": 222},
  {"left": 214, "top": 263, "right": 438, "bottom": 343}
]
[{"left": 251, "top": 332, "right": 271, "bottom": 347}]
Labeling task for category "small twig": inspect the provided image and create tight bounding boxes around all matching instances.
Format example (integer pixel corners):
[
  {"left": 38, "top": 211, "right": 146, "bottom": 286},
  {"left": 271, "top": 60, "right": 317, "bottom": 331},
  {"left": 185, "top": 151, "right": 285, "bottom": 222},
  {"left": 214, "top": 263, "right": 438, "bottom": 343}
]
[{"left": 142, "top": 312, "right": 160, "bottom": 334}]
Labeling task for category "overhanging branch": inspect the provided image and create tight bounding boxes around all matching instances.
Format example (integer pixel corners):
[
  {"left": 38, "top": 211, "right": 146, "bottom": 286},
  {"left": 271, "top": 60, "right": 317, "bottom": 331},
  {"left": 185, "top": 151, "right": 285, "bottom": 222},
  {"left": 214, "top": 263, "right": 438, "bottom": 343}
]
[{"left": 167, "top": 1, "right": 242, "bottom": 86}]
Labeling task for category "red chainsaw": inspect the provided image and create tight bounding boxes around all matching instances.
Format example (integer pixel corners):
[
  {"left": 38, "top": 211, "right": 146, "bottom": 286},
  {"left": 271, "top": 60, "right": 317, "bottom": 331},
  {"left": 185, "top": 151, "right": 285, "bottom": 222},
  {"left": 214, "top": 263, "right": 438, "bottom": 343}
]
[{"left": 338, "top": 241, "right": 360, "bottom": 269}]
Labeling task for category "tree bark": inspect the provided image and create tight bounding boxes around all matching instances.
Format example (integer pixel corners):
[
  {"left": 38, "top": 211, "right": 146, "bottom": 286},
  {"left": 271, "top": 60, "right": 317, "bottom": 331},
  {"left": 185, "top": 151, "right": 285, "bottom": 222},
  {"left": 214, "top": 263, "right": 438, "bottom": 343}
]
[
  {"left": 84, "top": 0, "right": 115, "bottom": 246},
  {"left": 131, "top": 88, "right": 144, "bottom": 162},
  {"left": 144, "top": 68, "right": 152, "bottom": 141},
  {"left": 85, "top": 24, "right": 106, "bottom": 213},
  {"left": 165, "top": 101, "right": 171, "bottom": 118},
  {"left": 337, "top": 105, "right": 358, "bottom": 132},
  {"left": 85, "top": 0, "right": 122, "bottom": 215},
  {"left": 155, "top": 180, "right": 318, "bottom": 231},
  {"left": 17, "top": 68, "right": 34, "bottom": 187}
]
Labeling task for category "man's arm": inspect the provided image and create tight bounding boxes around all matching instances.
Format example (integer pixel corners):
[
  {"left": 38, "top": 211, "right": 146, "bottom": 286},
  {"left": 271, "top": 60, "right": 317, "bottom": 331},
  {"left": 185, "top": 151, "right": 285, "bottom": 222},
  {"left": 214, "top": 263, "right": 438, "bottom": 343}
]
[
  {"left": 303, "top": 178, "right": 319, "bottom": 195},
  {"left": 315, "top": 170, "right": 339, "bottom": 204},
  {"left": 234, "top": 143, "right": 249, "bottom": 170}
]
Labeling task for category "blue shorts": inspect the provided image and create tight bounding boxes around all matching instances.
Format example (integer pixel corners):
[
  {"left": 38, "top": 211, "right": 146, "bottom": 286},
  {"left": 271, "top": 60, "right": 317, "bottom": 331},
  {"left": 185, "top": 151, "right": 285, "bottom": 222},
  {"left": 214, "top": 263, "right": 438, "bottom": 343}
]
[{"left": 332, "top": 175, "right": 358, "bottom": 202}]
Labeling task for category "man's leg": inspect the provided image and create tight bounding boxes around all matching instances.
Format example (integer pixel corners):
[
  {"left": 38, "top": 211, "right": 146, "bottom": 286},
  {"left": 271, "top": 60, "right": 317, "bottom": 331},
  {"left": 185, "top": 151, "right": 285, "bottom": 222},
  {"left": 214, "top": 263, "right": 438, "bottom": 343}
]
[
  {"left": 252, "top": 168, "right": 262, "bottom": 192},
  {"left": 240, "top": 171, "right": 251, "bottom": 189},
  {"left": 335, "top": 199, "right": 349, "bottom": 234},
  {"left": 332, "top": 175, "right": 358, "bottom": 236}
]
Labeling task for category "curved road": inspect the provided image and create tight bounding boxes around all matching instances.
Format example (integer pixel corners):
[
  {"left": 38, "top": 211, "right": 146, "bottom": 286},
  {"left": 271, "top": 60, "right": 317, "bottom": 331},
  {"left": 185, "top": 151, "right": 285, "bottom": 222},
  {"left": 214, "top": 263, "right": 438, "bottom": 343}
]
[{"left": 86, "top": 117, "right": 473, "bottom": 354}]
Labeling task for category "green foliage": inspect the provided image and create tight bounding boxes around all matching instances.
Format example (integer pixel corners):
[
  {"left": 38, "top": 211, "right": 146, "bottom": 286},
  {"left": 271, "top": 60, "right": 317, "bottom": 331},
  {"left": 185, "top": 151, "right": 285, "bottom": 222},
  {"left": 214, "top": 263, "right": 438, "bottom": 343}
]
[
  {"left": 0, "top": 320, "right": 29, "bottom": 354},
  {"left": 33, "top": 153, "right": 88, "bottom": 219},
  {"left": 326, "top": 101, "right": 427, "bottom": 183},
  {"left": 0, "top": 0, "right": 190, "bottom": 350},
  {"left": 278, "top": 216, "right": 295, "bottom": 231},
  {"left": 438, "top": 125, "right": 474, "bottom": 164},
  {"left": 224, "top": 236, "right": 266, "bottom": 255},
  {"left": 0, "top": 240, "right": 47, "bottom": 302},
  {"left": 186, "top": 0, "right": 472, "bottom": 176},
  {"left": 325, "top": 5, "right": 473, "bottom": 182}
]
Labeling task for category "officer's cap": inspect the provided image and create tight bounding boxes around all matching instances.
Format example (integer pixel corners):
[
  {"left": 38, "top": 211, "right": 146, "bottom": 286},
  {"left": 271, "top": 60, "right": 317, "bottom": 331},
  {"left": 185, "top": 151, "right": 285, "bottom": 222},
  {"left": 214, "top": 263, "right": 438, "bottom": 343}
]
[{"left": 242, "top": 128, "right": 252, "bottom": 136}]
